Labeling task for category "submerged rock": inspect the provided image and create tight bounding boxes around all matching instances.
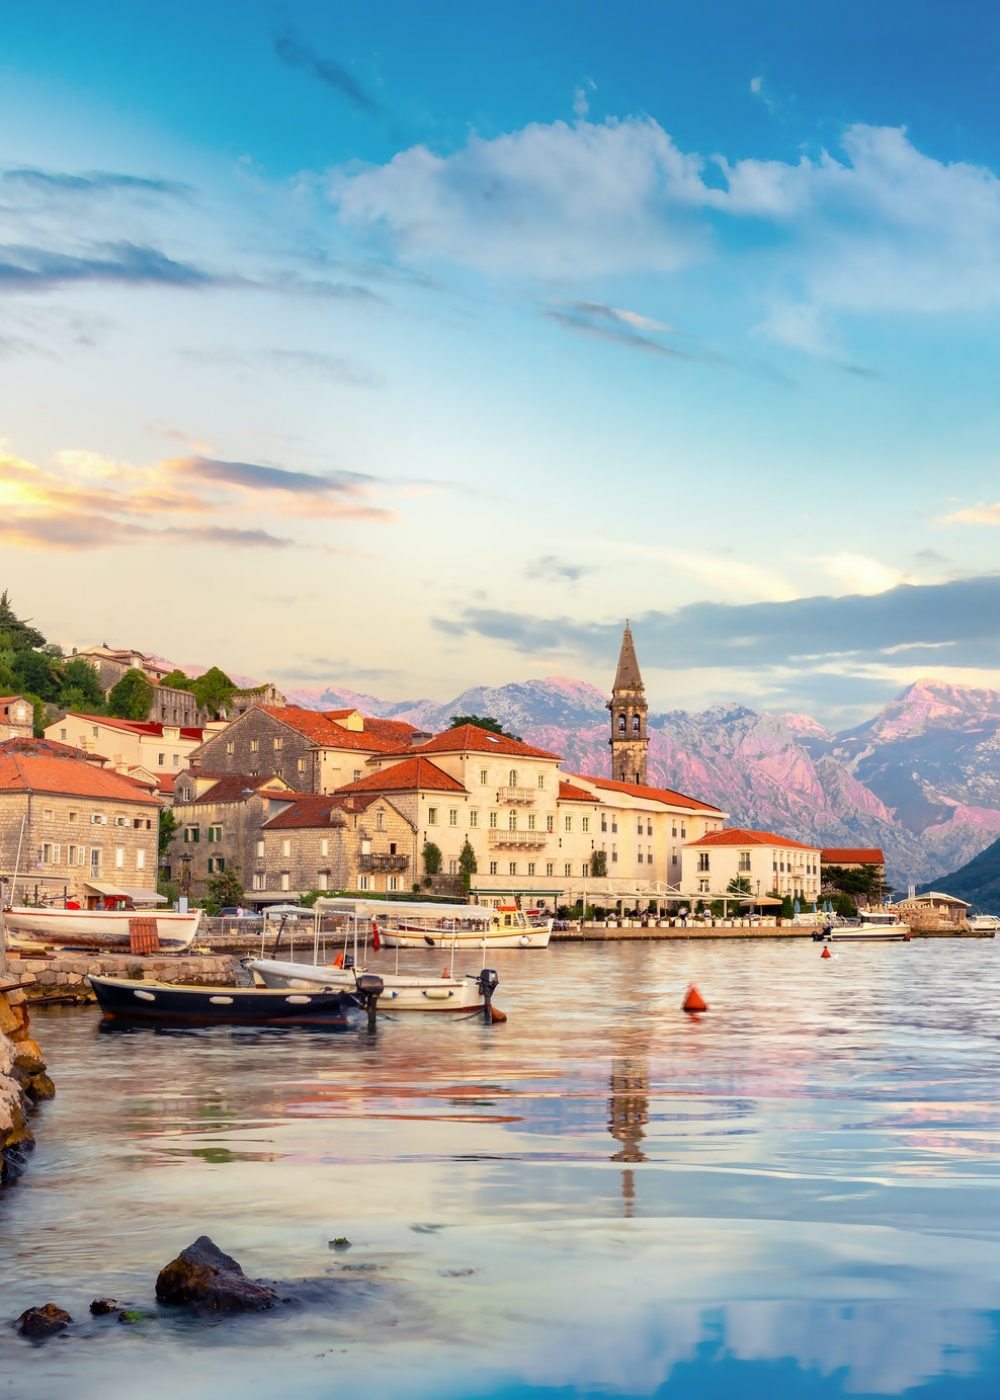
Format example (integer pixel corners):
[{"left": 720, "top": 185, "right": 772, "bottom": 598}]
[
  {"left": 17, "top": 1303, "right": 72, "bottom": 1338},
  {"left": 89, "top": 1298, "right": 122, "bottom": 1316},
  {"left": 155, "top": 1235, "right": 278, "bottom": 1314}
]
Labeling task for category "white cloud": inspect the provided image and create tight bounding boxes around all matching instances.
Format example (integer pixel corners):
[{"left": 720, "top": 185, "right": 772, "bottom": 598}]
[
  {"left": 819, "top": 552, "right": 907, "bottom": 596},
  {"left": 940, "top": 501, "right": 1000, "bottom": 526}
]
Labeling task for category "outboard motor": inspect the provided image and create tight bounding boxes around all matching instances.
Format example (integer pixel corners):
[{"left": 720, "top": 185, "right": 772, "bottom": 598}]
[
  {"left": 355, "top": 972, "right": 384, "bottom": 1032},
  {"left": 476, "top": 967, "right": 499, "bottom": 1021},
  {"left": 342, "top": 953, "right": 355, "bottom": 971}
]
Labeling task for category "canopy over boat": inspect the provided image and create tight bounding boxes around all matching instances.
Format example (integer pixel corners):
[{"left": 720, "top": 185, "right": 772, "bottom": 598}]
[{"left": 314, "top": 897, "right": 489, "bottom": 922}]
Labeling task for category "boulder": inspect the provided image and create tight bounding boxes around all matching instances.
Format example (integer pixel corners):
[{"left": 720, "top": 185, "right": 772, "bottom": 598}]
[
  {"left": 155, "top": 1236, "right": 277, "bottom": 1314},
  {"left": 90, "top": 1298, "right": 122, "bottom": 1316},
  {"left": 24, "top": 1071, "right": 55, "bottom": 1103},
  {"left": 13, "top": 1039, "right": 45, "bottom": 1075},
  {"left": 17, "top": 1304, "right": 72, "bottom": 1338}
]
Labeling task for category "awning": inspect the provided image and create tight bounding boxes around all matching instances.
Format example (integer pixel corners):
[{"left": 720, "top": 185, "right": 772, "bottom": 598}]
[
  {"left": 120, "top": 888, "right": 168, "bottom": 905},
  {"left": 83, "top": 880, "right": 132, "bottom": 898}
]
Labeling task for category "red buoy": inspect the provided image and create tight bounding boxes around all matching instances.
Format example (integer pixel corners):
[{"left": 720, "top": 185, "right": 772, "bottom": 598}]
[
  {"left": 821, "top": 945, "right": 831, "bottom": 959},
  {"left": 682, "top": 984, "right": 708, "bottom": 1013}
]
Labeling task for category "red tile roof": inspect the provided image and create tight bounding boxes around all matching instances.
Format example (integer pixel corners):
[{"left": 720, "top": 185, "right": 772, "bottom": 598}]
[
  {"left": 407, "top": 724, "right": 559, "bottom": 761},
  {"left": 686, "top": 827, "right": 817, "bottom": 850},
  {"left": 59, "top": 712, "right": 204, "bottom": 740},
  {"left": 182, "top": 773, "right": 287, "bottom": 806},
  {"left": 336, "top": 756, "right": 467, "bottom": 795},
  {"left": 1, "top": 736, "right": 105, "bottom": 763},
  {"left": 262, "top": 793, "right": 381, "bottom": 830},
  {"left": 821, "top": 848, "right": 885, "bottom": 865},
  {"left": 260, "top": 706, "right": 416, "bottom": 754},
  {"left": 559, "top": 780, "right": 599, "bottom": 803},
  {"left": 576, "top": 774, "right": 723, "bottom": 813},
  {"left": 0, "top": 751, "right": 160, "bottom": 804}
]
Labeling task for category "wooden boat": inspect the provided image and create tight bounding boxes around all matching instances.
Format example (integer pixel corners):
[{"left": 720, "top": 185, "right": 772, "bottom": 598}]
[
  {"left": 4, "top": 904, "right": 202, "bottom": 951},
  {"left": 88, "top": 974, "right": 357, "bottom": 1027},
  {"left": 317, "top": 897, "right": 551, "bottom": 949},
  {"left": 248, "top": 956, "right": 500, "bottom": 1014}
]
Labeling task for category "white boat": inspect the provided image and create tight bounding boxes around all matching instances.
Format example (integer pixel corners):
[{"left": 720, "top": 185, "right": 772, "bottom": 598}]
[
  {"left": 968, "top": 913, "right": 1000, "bottom": 933},
  {"left": 3, "top": 904, "right": 203, "bottom": 951},
  {"left": 818, "top": 911, "right": 910, "bottom": 942},
  {"left": 247, "top": 957, "right": 498, "bottom": 1014},
  {"left": 317, "top": 897, "right": 551, "bottom": 949}
]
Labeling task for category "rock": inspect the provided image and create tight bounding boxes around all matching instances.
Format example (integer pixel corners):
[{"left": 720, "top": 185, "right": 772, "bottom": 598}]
[
  {"left": 0, "top": 998, "right": 20, "bottom": 1036},
  {"left": 155, "top": 1236, "right": 277, "bottom": 1314},
  {"left": 13, "top": 1039, "right": 45, "bottom": 1075},
  {"left": 328, "top": 1237, "right": 351, "bottom": 1250},
  {"left": 119, "top": 1309, "right": 153, "bottom": 1325},
  {"left": 17, "top": 1303, "right": 72, "bottom": 1338},
  {"left": 24, "top": 1071, "right": 55, "bottom": 1103},
  {"left": 90, "top": 1298, "right": 122, "bottom": 1316}
]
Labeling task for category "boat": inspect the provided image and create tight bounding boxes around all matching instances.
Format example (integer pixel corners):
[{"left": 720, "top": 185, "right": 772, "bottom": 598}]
[
  {"left": 88, "top": 974, "right": 359, "bottom": 1027},
  {"left": 968, "top": 913, "right": 1000, "bottom": 934},
  {"left": 248, "top": 956, "right": 501, "bottom": 1014},
  {"left": 4, "top": 904, "right": 203, "bottom": 951},
  {"left": 316, "top": 898, "right": 551, "bottom": 949},
  {"left": 814, "top": 911, "right": 910, "bottom": 943}
]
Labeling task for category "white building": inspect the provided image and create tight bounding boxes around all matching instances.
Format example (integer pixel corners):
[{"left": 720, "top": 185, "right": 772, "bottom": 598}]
[{"left": 681, "top": 827, "right": 822, "bottom": 905}]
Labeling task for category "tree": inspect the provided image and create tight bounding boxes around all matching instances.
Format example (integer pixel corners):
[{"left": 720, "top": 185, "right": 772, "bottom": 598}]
[
  {"left": 449, "top": 714, "right": 521, "bottom": 741},
  {"left": 58, "top": 657, "right": 105, "bottom": 712},
  {"left": 107, "top": 668, "right": 153, "bottom": 720},
  {"left": 11, "top": 648, "right": 60, "bottom": 702},
  {"left": 422, "top": 841, "right": 442, "bottom": 877},
  {"left": 190, "top": 666, "right": 237, "bottom": 718},
  {"left": 590, "top": 849, "right": 608, "bottom": 878},
  {"left": 158, "top": 809, "right": 178, "bottom": 862},
  {"left": 0, "top": 591, "right": 46, "bottom": 651},
  {"left": 458, "top": 838, "right": 477, "bottom": 893},
  {"left": 203, "top": 867, "right": 246, "bottom": 916},
  {"left": 160, "top": 668, "right": 194, "bottom": 690}
]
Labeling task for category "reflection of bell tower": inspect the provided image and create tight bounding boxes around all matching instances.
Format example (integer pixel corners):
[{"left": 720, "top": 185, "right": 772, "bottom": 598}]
[
  {"left": 608, "top": 1057, "right": 649, "bottom": 1217},
  {"left": 608, "top": 621, "right": 648, "bottom": 785}
]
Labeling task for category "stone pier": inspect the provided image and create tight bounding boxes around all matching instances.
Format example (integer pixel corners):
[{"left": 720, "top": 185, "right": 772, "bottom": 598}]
[
  {"left": 0, "top": 984, "right": 54, "bottom": 1186},
  {"left": 1, "top": 951, "right": 239, "bottom": 1002}
]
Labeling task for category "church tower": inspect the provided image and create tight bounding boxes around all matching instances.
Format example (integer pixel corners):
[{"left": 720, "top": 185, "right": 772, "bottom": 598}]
[{"left": 607, "top": 620, "right": 649, "bottom": 785}]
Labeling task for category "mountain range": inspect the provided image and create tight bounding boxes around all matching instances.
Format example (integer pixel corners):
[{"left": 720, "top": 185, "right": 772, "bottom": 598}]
[{"left": 275, "top": 675, "right": 1000, "bottom": 891}]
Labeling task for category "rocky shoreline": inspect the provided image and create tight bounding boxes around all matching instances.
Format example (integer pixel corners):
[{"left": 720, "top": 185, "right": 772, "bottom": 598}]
[{"left": 0, "top": 985, "right": 54, "bottom": 1187}]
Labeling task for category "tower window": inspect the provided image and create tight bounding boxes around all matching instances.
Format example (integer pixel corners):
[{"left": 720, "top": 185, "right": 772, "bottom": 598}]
[
  {"left": 632, "top": 715, "right": 641, "bottom": 733},
  {"left": 618, "top": 715, "right": 626, "bottom": 732}
]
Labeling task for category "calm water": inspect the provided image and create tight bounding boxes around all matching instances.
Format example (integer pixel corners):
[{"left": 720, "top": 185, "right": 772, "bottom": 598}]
[{"left": 3, "top": 938, "right": 1000, "bottom": 1399}]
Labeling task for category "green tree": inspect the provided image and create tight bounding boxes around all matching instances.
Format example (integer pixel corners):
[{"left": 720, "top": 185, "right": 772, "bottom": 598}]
[
  {"left": 160, "top": 668, "right": 194, "bottom": 690},
  {"left": 107, "top": 668, "right": 153, "bottom": 720},
  {"left": 158, "top": 809, "right": 178, "bottom": 862},
  {"left": 58, "top": 657, "right": 105, "bottom": 712},
  {"left": 11, "top": 648, "right": 60, "bottom": 702},
  {"left": 0, "top": 591, "right": 46, "bottom": 651},
  {"left": 203, "top": 867, "right": 246, "bottom": 916},
  {"left": 726, "top": 876, "right": 752, "bottom": 896},
  {"left": 458, "top": 838, "right": 478, "bottom": 893},
  {"left": 590, "top": 849, "right": 608, "bottom": 877},
  {"left": 190, "top": 666, "right": 236, "bottom": 718},
  {"left": 448, "top": 714, "right": 521, "bottom": 741},
  {"left": 422, "top": 840, "right": 442, "bottom": 877}
]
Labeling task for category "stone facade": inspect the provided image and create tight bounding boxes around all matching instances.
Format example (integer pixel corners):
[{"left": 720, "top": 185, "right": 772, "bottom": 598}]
[
  {"left": 149, "top": 683, "right": 204, "bottom": 728},
  {"left": 607, "top": 623, "right": 649, "bottom": 786},
  {"left": 167, "top": 772, "right": 296, "bottom": 901},
  {"left": 0, "top": 697, "right": 33, "bottom": 742},
  {"left": 259, "top": 794, "right": 416, "bottom": 897},
  {"left": 191, "top": 708, "right": 323, "bottom": 791}
]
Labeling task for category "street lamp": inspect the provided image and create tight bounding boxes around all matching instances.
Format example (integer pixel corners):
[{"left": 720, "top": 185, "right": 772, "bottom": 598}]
[{"left": 179, "top": 852, "right": 192, "bottom": 912}]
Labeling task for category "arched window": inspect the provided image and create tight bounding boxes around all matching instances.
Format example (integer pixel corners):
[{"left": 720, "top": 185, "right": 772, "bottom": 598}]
[
  {"left": 509, "top": 769, "right": 518, "bottom": 787},
  {"left": 618, "top": 715, "right": 626, "bottom": 732},
  {"left": 632, "top": 715, "right": 641, "bottom": 733},
  {"left": 508, "top": 811, "right": 517, "bottom": 830}
]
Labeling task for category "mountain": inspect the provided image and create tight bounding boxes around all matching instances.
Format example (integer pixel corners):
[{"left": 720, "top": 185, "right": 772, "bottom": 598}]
[
  {"left": 271, "top": 674, "right": 1000, "bottom": 891},
  {"left": 920, "top": 836, "right": 1000, "bottom": 910}
]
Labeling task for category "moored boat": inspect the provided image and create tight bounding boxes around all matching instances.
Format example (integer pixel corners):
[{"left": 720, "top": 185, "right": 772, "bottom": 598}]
[
  {"left": 814, "top": 915, "right": 910, "bottom": 942},
  {"left": 4, "top": 904, "right": 202, "bottom": 951},
  {"left": 968, "top": 913, "right": 1000, "bottom": 934},
  {"left": 248, "top": 956, "right": 500, "bottom": 1014},
  {"left": 88, "top": 974, "right": 357, "bottom": 1027},
  {"left": 317, "top": 897, "right": 551, "bottom": 949}
]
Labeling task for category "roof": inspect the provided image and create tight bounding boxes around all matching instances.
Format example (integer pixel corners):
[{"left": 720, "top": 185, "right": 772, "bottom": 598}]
[
  {"left": 0, "top": 695, "right": 26, "bottom": 708},
  {"left": 181, "top": 773, "right": 286, "bottom": 805},
  {"left": 1, "top": 736, "right": 105, "bottom": 763},
  {"left": 686, "top": 826, "right": 817, "bottom": 851},
  {"left": 408, "top": 724, "right": 559, "bottom": 761},
  {"left": 903, "top": 890, "right": 971, "bottom": 907},
  {"left": 559, "top": 780, "right": 599, "bottom": 803},
  {"left": 821, "top": 848, "right": 885, "bottom": 865},
  {"left": 57, "top": 712, "right": 204, "bottom": 741},
  {"left": 613, "top": 622, "right": 644, "bottom": 691},
  {"left": 578, "top": 774, "right": 722, "bottom": 814},
  {"left": 0, "top": 750, "right": 160, "bottom": 805},
  {"left": 336, "top": 756, "right": 467, "bottom": 795},
  {"left": 262, "top": 793, "right": 381, "bottom": 830},
  {"left": 260, "top": 705, "right": 416, "bottom": 754}
]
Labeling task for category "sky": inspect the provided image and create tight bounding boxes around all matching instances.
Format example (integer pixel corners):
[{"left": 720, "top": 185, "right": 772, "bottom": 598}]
[{"left": 2, "top": 0, "right": 1000, "bottom": 726}]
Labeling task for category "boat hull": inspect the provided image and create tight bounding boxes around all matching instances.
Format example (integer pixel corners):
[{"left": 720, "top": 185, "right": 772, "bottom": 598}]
[
  {"left": 88, "top": 974, "right": 352, "bottom": 1026},
  {"left": 5, "top": 906, "right": 201, "bottom": 951},
  {"left": 380, "top": 928, "right": 551, "bottom": 950},
  {"left": 248, "top": 958, "right": 491, "bottom": 1012},
  {"left": 817, "top": 923, "right": 910, "bottom": 942}
]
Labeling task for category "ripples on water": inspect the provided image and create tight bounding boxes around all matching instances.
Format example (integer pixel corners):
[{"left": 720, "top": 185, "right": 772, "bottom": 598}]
[{"left": 3, "top": 939, "right": 1000, "bottom": 1398}]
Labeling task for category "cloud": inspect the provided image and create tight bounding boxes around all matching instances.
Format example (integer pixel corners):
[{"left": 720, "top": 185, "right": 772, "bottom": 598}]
[
  {"left": 526, "top": 555, "right": 594, "bottom": 584},
  {"left": 0, "top": 241, "right": 220, "bottom": 292},
  {"left": 1, "top": 166, "right": 190, "bottom": 198},
  {"left": 818, "top": 552, "right": 907, "bottom": 596},
  {"left": 546, "top": 300, "right": 686, "bottom": 356},
  {"left": 0, "top": 513, "right": 291, "bottom": 551},
  {"left": 940, "top": 502, "right": 1000, "bottom": 526},
  {"left": 167, "top": 455, "right": 395, "bottom": 518},
  {"left": 432, "top": 574, "right": 1000, "bottom": 673},
  {"left": 274, "top": 26, "right": 382, "bottom": 116}
]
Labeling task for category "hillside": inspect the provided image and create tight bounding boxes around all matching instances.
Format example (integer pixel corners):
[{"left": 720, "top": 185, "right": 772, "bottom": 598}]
[{"left": 920, "top": 837, "right": 1000, "bottom": 910}]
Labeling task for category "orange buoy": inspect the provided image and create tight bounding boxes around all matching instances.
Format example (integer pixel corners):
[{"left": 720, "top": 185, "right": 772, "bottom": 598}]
[
  {"left": 820, "top": 945, "right": 831, "bottom": 959},
  {"left": 682, "top": 984, "right": 708, "bottom": 1013},
  {"left": 490, "top": 1005, "right": 507, "bottom": 1023}
]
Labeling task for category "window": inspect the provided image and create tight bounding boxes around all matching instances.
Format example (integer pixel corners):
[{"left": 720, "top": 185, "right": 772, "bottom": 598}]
[
  {"left": 252, "top": 872, "right": 265, "bottom": 891},
  {"left": 273, "top": 736, "right": 283, "bottom": 750},
  {"left": 90, "top": 848, "right": 101, "bottom": 874},
  {"left": 480, "top": 769, "right": 488, "bottom": 785},
  {"left": 527, "top": 813, "right": 536, "bottom": 830},
  {"left": 317, "top": 872, "right": 329, "bottom": 891},
  {"left": 388, "top": 876, "right": 399, "bottom": 892},
  {"left": 698, "top": 852, "right": 710, "bottom": 872},
  {"left": 353, "top": 770, "right": 361, "bottom": 782},
  {"left": 469, "top": 810, "right": 479, "bottom": 828},
  {"left": 183, "top": 826, "right": 200, "bottom": 843},
  {"left": 618, "top": 715, "right": 625, "bottom": 732},
  {"left": 158, "top": 753, "right": 166, "bottom": 766},
  {"left": 698, "top": 878, "right": 710, "bottom": 894},
  {"left": 207, "top": 856, "right": 226, "bottom": 873},
  {"left": 256, "top": 838, "right": 265, "bottom": 858},
  {"left": 448, "top": 859, "right": 458, "bottom": 875},
  {"left": 92, "top": 726, "right": 99, "bottom": 738},
  {"left": 376, "top": 811, "right": 384, "bottom": 831},
  {"left": 564, "top": 863, "right": 572, "bottom": 877},
  {"left": 564, "top": 815, "right": 572, "bottom": 832},
  {"left": 67, "top": 845, "right": 76, "bottom": 866},
  {"left": 581, "top": 863, "right": 588, "bottom": 877},
  {"left": 546, "top": 862, "right": 554, "bottom": 877},
  {"left": 136, "top": 850, "right": 145, "bottom": 870},
  {"left": 207, "top": 825, "right": 222, "bottom": 843},
  {"left": 249, "top": 739, "right": 258, "bottom": 752},
  {"left": 60, "top": 728, "right": 67, "bottom": 741},
  {"left": 509, "top": 769, "right": 518, "bottom": 787},
  {"left": 738, "top": 852, "right": 751, "bottom": 872},
  {"left": 226, "top": 740, "right": 235, "bottom": 755},
  {"left": 68, "top": 811, "right": 77, "bottom": 822},
  {"left": 601, "top": 818, "right": 608, "bottom": 833},
  {"left": 281, "top": 839, "right": 291, "bottom": 858},
  {"left": 449, "top": 809, "right": 458, "bottom": 826},
  {"left": 43, "top": 808, "right": 53, "bottom": 822},
  {"left": 546, "top": 815, "right": 554, "bottom": 833},
  {"left": 297, "top": 757, "right": 306, "bottom": 773},
  {"left": 427, "top": 807, "right": 438, "bottom": 825},
  {"left": 647, "top": 823, "right": 653, "bottom": 836},
  {"left": 680, "top": 826, "right": 686, "bottom": 838},
  {"left": 509, "top": 862, "right": 517, "bottom": 876},
  {"left": 537, "top": 775, "right": 545, "bottom": 789},
  {"left": 612, "top": 820, "right": 618, "bottom": 833},
  {"left": 508, "top": 812, "right": 517, "bottom": 831},
  {"left": 173, "top": 754, "right": 180, "bottom": 767},
  {"left": 612, "top": 849, "right": 618, "bottom": 863},
  {"left": 280, "top": 872, "right": 290, "bottom": 891},
  {"left": 115, "top": 847, "right": 125, "bottom": 870},
  {"left": 41, "top": 843, "right": 52, "bottom": 864},
  {"left": 320, "top": 838, "right": 329, "bottom": 857},
  {"left": 582, "top": 817, "right": 589, "bottom": 833},
  {"left": 638, "top": 821, "right": 644, "bottom": 835},
  {"left": 488, "top": 811, "right": 497, "bottom": 828},
  {"left": 527, "top": 862, "right": 535, "bottom": 876},
  {"left": 633, "top": 715, "right": 641, "bottom": 733},
  {"left": 489, "top": 861, "right": 498, "bottom": 875}
]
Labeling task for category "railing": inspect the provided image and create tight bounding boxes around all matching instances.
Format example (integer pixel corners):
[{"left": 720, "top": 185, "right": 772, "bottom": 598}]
[
  {"left": 497, "top": 786, "right": 535, "bottom": 804},
  {"left": 488, "top": 828, "right": 547, "bottom": 849},
  {"left": 358, "top": 854, "right": 410, "bottom": 872}
]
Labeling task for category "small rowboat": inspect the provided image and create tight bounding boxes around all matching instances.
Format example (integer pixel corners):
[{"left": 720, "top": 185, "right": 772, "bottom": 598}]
[{"left": 88, "top": 974, "right": 357, "bottom": 1027}]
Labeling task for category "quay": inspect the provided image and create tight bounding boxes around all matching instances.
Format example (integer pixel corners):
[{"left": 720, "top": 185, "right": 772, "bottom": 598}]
[{"left": 1, "top": 950, "right": 238, "bottom": 1002}]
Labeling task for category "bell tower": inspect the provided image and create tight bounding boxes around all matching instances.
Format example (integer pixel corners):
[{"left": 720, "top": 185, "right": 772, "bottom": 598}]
[{"left": 607, "top": 620, "right": 649, "bottom": 785}]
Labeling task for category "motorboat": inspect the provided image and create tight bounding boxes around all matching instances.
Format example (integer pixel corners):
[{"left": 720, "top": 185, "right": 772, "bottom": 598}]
[
  {"left": 317, "top": 898, "right": 551, "bottom": 949},
  {"left": 814, "top": 911, "right": 910, "bottom": 942},
  {"left": 248, "top": 955, "right": 501, "bottom": 1015},
  {"left": 88, "top": 973, "right": 364, "bottom": 1027},
  {"left": 4, "top": 903, "right": 202, "bottom": 951},
  {"left": 968, "top": 913, "right": 1000, "bottom": 933}
]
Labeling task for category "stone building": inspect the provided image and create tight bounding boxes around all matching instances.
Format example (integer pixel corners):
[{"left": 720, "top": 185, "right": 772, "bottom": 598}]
[
  {"left": 167, "top": 771, "right": 298, "bottom": 901},
  {"left": 188, "top": 705, "right": 418, "bottom": 794},
  {"left": 258, "top": 793, "right": 416, "bottom": 898},
  {"left": 681, "top": 827, "right": 822, "bottom": 906},
  {"left": 45, "top": 713, "right": 210, "bottom": 793},
  {"left": 67, "top": 645, "right": 205, "bottom": 727},
  {"left": 895, "top": 890, "right": 971, "bottom": 931},
  {"left": 607, "top": 622, "right": 649, "bottom": 786},
  {"left": 0, "top": 697, "right": 33, "bottom": 742},
  {"left": 0, "top": 739, "right": 159, "bottom": 905}
]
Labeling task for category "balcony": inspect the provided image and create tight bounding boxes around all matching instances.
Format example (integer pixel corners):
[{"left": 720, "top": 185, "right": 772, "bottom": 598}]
[
  {"left": 358, "top": 854, "right": 410, "bottom": 873},
  {"left": 497, "top": 786, "right": 535, "bottom": 804},
  {"left": 488, "top": 828, "right": 547, "bottom": 849}
]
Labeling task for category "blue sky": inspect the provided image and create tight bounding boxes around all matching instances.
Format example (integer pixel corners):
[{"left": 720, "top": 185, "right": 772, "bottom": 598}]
[{"left": 2, "top": 0, "right": 1000, "bottom": 724}]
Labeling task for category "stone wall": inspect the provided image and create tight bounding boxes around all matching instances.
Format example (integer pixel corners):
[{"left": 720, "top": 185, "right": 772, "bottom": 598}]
[
  {"left": 0, "top": 985, "right": 54, "bottom": 1186},
  {"left": 3, "top": 951, "right": 238, "bottom": 1001}
]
